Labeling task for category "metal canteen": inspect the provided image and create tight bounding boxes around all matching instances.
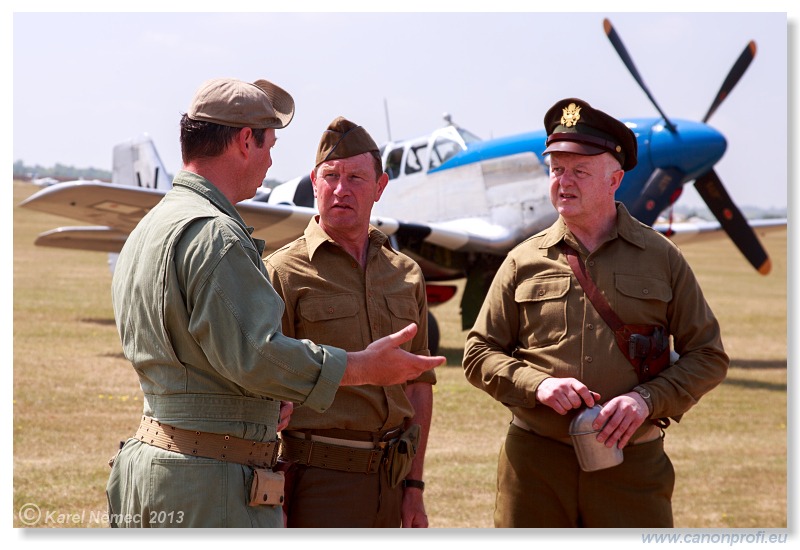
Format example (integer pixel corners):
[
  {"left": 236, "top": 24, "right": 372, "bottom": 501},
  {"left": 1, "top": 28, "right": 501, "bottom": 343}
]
[{"left": 569, "top": 405, "right": 624, "bottom": 472}]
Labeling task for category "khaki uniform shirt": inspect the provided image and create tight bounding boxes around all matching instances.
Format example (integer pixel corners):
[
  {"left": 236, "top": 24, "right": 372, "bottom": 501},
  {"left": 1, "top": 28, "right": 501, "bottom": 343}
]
[
  {"left": 464, "top": 203, "right": 728, "bottom": 441},
  {"left": 111, "top": 171, "right": 348, "bottom": 438},
  {"left": 265, "top": 217, "right": 435, "bottom": 433}
]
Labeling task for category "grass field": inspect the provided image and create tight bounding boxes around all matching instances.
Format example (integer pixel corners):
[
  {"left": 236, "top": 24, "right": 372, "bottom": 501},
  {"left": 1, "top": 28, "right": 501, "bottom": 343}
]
[{"left": 11, "top": 180, "right": 788, "bottom": 529}]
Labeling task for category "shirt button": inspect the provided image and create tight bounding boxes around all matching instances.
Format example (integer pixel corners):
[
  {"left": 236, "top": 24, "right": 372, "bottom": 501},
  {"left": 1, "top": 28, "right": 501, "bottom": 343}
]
[
  {"left": 643, "top": 288, "right": 650, "bottom": 295},
  {"left": 538, "top": 290, "right": 545, "bottom": 296},
  {"left": 584, "top": 355, "right": 593, "bottom": 363},
  {"left": 327, "top": 307, "right": 334, "bottom": 314},
  {"left": 587, "top": 323, "right": 594, "bottom": 330},
  {"left": 588, "top": 260, "right": 595, "bottom": 267}
]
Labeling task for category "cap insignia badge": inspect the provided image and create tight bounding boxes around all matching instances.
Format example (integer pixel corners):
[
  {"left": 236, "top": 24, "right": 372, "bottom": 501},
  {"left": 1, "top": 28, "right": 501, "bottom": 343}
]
[{"left": 561, "top": 103, "right": 581, "bottom": 127}]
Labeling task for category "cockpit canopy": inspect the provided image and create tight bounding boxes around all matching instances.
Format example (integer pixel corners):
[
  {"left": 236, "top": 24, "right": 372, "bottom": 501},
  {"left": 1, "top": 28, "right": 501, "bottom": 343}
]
[{"left": 380, "top": 123, "right": 481, "bottom": 180}]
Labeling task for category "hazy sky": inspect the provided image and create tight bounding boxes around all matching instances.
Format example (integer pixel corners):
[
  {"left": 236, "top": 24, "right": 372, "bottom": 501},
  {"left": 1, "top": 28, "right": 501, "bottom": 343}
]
[{"left": 9, "top": 6, "right": 792, "bottom": 210}]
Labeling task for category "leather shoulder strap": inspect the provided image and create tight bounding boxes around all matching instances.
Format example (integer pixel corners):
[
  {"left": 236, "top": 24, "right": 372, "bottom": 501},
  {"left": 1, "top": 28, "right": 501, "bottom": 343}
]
[{"left": 562, "top": 244, "right": 624, "bottom": 331}]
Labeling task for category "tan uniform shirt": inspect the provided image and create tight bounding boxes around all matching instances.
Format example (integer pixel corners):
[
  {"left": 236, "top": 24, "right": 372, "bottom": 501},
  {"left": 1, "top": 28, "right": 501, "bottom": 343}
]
[
  {"left": 464, "top": 203, "right": 728, "bottom": 441},
  {"left": 265, "top": 217, "right": 435, "bottom": 433}
]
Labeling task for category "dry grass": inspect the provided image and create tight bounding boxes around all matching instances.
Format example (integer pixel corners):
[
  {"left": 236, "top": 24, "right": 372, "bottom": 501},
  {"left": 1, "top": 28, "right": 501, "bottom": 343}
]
[{"left": 12, "top": 180, "right": 787, "bottom": 529}]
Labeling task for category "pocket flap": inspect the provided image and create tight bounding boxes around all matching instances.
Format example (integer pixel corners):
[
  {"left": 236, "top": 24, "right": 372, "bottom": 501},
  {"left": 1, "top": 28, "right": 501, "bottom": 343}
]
[
  {"left": 385, "top": 294, "right": 418, "bottom": 320},
  {"left": 615, "top": 274, "right": 672, "bottom": 302},
  {"left": 299, "top": 294, "right": 358, "bottom": 322},
  {"left": 515, "top": 276, "right": 570, "bottom": 303}
]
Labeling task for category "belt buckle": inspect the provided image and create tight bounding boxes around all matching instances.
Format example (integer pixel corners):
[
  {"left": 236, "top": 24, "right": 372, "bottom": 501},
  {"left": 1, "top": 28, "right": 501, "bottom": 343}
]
[{"left": 268, "top": 440, "right": 280, "bottom": 468}]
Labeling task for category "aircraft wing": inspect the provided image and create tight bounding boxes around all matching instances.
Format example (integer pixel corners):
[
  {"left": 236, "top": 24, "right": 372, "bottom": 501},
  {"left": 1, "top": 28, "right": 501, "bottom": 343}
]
[
  {"left": 372, "top": 214, "right": 788, "bottom": 254},
  {"left": 33, "top": 226, "right": 131, "bottom": 252},
  {"left": 20, "top": 180, "right": 320, "bottom": 255},
  {"left": 654, "top": 217, "right": 787, "bottom": 245},
  {"left": 240, "top": 202, "right": 318, "bottom": 253},
  {"left": 372, "top": 216, "right": 525, "bottom": 255},
  {"left": 20, "top": 180, "right": 167, "bottom": 231}
]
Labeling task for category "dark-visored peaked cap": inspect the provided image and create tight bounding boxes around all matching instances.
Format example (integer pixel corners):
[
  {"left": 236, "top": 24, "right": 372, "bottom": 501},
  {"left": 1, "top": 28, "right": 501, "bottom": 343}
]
[
  {"left": 315, "top": 116, "right": 380, "bottom": 167},
  {"left": 542, "top": 97, "right": 637, "bottom": 171}
]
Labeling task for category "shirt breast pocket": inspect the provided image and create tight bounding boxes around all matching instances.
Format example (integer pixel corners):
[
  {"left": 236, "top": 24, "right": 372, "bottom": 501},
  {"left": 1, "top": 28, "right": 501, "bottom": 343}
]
[
  {"left": 385, "top": 294, "right": 419, "bottom": 334},
  {"left": 298, "top": 294, "right": 360, "bottom": 346},
  {"left": 514, "top": 276, "right": 570, "bottom": 348},
  {"left": 613, "top": 274, "right": 672, "bottom": 324}
]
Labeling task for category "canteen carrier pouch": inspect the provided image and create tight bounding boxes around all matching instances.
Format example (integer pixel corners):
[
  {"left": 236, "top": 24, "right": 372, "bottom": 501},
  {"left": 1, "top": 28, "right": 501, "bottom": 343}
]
[{"left": 248, "top": 468, "right": 285, "bottom": 507}]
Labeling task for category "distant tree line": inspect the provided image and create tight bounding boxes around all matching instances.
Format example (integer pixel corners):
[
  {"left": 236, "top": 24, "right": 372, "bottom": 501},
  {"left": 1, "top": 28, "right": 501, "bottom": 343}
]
[
  {"left": 13, "top": 159, "right": 112, "bottom": 182},
  {"left": 14, "top": 159, "right": 286, "bottom": 192}
]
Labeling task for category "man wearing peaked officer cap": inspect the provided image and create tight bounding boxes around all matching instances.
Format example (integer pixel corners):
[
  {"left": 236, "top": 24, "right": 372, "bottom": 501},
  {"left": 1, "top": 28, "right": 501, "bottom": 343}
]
[
  {"left": 108, "top": 81, "right": 443, "bottom": 528},
  {"left": 464, "top": 98, "right": 727, "bottom": 527},
  {"left": 266, "top": 116, "right": 435, "bottom": 528},
  {"left": 542, "top": 97, "right": 638, "bottom": 171}
]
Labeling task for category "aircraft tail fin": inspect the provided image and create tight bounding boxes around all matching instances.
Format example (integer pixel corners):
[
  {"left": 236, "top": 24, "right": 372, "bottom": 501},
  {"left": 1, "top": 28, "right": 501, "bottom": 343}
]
[{"left": 112, "top": 134, "right": 172, "bottom": 190}]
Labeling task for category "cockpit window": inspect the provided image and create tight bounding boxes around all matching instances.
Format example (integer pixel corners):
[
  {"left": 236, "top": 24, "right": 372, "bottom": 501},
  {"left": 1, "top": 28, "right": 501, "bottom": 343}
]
[
  {"left": 456, "top": 127, "right": 482, "bottom": 144},
  {"left": 404, "top": 143, "right": 426, "bottom": 175},
  {"left": 385, "top": 147, "right": 403, "bottom": 180},
  {"left": 429, "top": 137, "right": 464, "bottom": 170}
]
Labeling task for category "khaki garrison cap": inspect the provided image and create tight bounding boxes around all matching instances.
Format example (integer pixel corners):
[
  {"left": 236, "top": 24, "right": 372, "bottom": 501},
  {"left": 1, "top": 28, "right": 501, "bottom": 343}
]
[
  {"left": 188, "top": 77, "right": 294, "bottom": 129},
  {"left": 542, "top": 98, "right": 637, "bottom": 171},
  {"left": 315, "top": 116, "right": 380, "bottom": 167}
]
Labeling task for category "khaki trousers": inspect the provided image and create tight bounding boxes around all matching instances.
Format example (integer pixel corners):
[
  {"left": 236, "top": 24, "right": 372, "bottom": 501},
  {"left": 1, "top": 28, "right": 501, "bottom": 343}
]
[
  {"left": 495, "top": 423, "right": 674, "bottom": 528},
  {"left": 284, "top": 463, "right": 402, "bottom": 528}
]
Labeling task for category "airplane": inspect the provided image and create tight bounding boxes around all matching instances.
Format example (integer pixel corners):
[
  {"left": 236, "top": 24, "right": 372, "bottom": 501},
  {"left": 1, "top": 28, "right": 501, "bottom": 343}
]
[
  {"left": 31, "top": 176, "right": 61, "bottom": 187},
  {"left": 19, "top": 19, "right": 786, "bottom": 353}
]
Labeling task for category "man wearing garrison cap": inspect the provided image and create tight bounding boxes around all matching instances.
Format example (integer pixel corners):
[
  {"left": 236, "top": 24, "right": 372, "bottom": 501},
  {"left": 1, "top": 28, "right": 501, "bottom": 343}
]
[
  {"left": 464, "top": 98, "right": 727, "bottom": 527},
  {"left": 108, "top": 81, "right": 442, "bottom": 528},
  {"left": 266, "top": 117, "right": 434, "bottom": 528}
]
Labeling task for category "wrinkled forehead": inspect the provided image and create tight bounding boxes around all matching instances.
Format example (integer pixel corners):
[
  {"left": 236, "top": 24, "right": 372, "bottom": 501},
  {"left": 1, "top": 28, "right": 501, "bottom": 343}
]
[
  {"left": 548, "top": 150, "right": 614, "bottom": 168},
  {"left": 317, "top": 152, "right": 376, "bottom": 173}
]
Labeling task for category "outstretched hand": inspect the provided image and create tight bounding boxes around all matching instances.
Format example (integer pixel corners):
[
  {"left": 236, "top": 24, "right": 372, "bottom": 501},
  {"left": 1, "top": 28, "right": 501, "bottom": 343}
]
[{"left": 342, "top": 324, "right": 445, "bottom": 386}]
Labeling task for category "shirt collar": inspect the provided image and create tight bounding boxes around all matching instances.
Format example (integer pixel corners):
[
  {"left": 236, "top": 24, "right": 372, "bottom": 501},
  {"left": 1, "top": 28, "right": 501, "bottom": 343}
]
[
  {"left": 304, "top": 216, "right": 393, "bottom": 261},
  {"left": 172, "top": 170, "right": 255, "bottom": 235},
  {"left": 539, "top": 202, "right": 647, "bottom": 251}
]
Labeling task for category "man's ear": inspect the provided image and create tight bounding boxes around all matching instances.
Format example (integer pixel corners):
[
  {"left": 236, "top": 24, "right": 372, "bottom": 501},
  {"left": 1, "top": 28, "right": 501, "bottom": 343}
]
[
  {"left": 609, "top": 169, "right": 624, "bottom": 195},
  {"left": 237, "top": 127, "right": 254, "bottom": 157},
  {"left": 310, "top": 168, "right": 319, "bottom": 198},
  {"left": 375, "top": 172, "right": 389, "bottom": 202}
]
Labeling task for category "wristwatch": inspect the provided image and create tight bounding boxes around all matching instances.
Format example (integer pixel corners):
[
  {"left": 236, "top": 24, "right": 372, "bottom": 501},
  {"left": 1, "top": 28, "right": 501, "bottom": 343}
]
[
  {"left": 632, "top": 385, "right": 653, "bottom": 415},
  {"left": 403, "top": 479, "right": 425, "bottom": 491}
]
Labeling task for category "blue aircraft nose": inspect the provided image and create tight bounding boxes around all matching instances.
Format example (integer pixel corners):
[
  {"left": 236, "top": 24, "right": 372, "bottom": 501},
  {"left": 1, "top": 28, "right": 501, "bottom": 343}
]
[{"left": 636, "top": 118, "right": 727, "bottom": 180}]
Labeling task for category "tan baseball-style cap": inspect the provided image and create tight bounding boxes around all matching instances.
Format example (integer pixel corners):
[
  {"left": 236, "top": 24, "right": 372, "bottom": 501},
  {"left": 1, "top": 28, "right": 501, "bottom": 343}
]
[
  {"left": 315, "top": 116, "right": 380, "bottom": 167},
  {"left": 542, "top": 97, "right": 637, "bottom": 171},
  {"left": 187, "top": 77, "right": 295, "bottom": 129}
]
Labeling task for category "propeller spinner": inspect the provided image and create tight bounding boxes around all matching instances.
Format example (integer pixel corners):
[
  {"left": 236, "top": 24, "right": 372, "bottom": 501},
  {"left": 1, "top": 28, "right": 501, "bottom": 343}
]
[{"left": 603, "top": 19, "right": 770, "bottom": 274}]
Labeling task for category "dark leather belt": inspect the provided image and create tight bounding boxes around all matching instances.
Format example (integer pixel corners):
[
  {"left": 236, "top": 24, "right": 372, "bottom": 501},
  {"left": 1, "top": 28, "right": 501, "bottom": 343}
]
[
  {"left": 134, "top": 415, "right": 279, "bottom": 468},
  {"left": 279, "top": 432, "right": 389, "bottom": 474}
]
